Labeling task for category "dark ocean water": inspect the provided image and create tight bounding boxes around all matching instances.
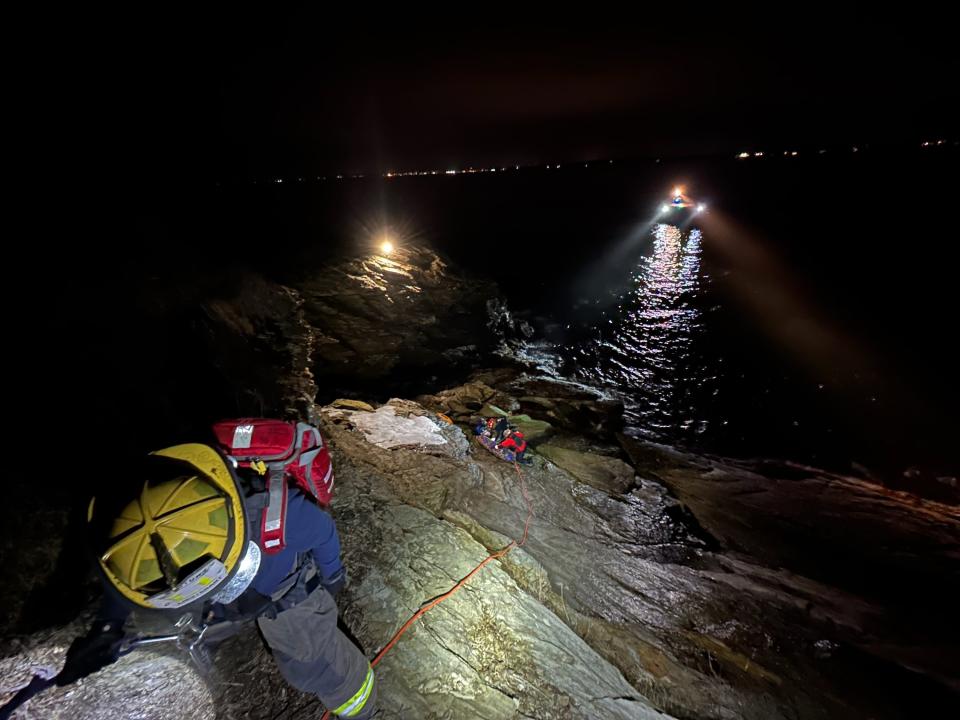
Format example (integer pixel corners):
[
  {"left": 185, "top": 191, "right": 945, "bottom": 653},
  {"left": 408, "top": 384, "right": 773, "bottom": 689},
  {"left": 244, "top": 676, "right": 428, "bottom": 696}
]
[
  {"left": 57, "top": 144, "right": 958, "bottom": 495},
  {"left": 198, "top": 145, "right": 957, "bottom": 490}
]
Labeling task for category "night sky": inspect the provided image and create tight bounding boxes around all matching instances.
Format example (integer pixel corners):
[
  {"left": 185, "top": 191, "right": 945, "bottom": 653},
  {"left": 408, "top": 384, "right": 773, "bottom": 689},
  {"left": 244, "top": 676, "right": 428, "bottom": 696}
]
[
  {"left": 65, "top": 12, "right": 958, "bottom": 180},
  {"left": 19, "top": 10, "right": 960, "bottom": 478}
]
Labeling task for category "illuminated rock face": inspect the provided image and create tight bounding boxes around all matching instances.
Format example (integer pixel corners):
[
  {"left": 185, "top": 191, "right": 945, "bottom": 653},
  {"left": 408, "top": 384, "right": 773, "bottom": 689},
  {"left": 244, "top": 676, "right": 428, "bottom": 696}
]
[
  {"left": 295, "top": 245, "right": 500, "bottom": 384},
  {"left": 324, "top": 396, "right": 959, "bottom": 720},
  {"left": 193, "top": 245, "right": 505, "bottom": 414},
  {"left": 4, "top": 244, "right": 958, "bottom": 719},
  {"left": 3, "top": 392, "right": 958, "bottom": 719}
]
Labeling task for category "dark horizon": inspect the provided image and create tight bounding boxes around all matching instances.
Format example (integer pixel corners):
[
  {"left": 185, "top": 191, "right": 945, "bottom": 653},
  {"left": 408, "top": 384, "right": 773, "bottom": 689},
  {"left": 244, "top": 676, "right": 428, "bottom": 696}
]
[{"left": 61, "top": 13, "right": 958, "bottom": 182}]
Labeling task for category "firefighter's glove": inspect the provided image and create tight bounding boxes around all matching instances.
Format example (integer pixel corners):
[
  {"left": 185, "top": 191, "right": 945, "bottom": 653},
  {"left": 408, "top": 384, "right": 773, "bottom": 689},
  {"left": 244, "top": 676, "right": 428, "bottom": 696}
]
[
  {"left": 322, "top": 567, "right": 348, "bottom": 598},
  {"left": 56, "top": 622, "right": 125, "bottom": 686}
]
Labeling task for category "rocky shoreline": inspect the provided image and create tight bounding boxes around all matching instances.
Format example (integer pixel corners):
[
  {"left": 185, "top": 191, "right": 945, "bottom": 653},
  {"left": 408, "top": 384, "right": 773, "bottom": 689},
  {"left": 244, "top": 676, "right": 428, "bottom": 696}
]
[{"left": 2, "top": 247, "right": 957, "bottom": 719}]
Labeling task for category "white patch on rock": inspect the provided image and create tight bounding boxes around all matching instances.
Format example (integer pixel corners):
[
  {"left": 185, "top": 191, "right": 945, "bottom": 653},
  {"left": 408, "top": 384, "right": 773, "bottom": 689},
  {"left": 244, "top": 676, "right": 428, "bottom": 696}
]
[{"left": 347, "top": 405, "right": 449, "bottom": 449}]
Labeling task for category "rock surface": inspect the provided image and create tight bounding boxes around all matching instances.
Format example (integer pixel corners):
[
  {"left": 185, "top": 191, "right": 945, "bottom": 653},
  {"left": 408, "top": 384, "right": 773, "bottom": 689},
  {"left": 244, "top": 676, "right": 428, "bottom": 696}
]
[
  {"left": 5, "top": 388, "right": 957, "bottom": 719},
  {"left": 4, "top": 245, "right": 958, "bottom": 719},
  {"left": 295, "top": 246, "right": 499, "bottom": 385},
  {"left": 617, "top": 436, "right": 960, "bottom": 693}
]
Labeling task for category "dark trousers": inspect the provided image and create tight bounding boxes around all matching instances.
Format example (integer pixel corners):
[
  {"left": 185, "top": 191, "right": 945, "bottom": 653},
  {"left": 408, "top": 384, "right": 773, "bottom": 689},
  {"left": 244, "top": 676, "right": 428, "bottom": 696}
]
[{"left": 258, "top": 587, "right": 376, "bottom": 718}]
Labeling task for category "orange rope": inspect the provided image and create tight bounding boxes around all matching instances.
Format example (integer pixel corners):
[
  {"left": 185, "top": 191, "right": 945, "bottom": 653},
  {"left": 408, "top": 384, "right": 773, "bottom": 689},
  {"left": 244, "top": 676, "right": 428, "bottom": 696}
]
[{"left": 321, "top": 459, "right": 533, "bottom": 718}]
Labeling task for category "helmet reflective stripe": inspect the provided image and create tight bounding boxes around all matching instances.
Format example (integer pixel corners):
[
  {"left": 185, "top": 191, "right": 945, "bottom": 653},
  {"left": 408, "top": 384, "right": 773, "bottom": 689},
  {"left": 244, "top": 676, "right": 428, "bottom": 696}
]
[
  {"left": 333, "top": 666, "right": 374, "bottom": 717},
  {"left": 211, "top": 541, "right": 262, "bottom": 604},
  {"left": 144, "top": 558, "right": 229, "bottom": 609}
]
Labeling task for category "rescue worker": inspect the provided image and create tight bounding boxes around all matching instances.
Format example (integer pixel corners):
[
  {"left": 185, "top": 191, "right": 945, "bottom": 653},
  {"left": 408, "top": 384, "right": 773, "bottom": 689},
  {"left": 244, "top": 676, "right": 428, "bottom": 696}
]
[
  {"left": 493, "top": 416, "right": 509, "bottom": 442},
  {"left": 54, "top": 441, "right": 377, "bottom": 719},
  {"left": 497, "top": 427, "right": 528, "bottom": 463}
]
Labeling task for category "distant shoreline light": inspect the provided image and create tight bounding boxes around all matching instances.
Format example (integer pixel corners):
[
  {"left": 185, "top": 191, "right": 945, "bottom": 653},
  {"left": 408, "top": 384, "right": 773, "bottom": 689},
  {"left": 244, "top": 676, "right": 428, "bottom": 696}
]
[{"left": 247, "top": 141, "right": 956, "bottom": 185}]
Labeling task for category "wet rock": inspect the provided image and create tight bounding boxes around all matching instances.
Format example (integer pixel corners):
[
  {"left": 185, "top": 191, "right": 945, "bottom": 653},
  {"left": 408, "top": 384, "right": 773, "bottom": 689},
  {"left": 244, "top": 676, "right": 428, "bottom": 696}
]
[
  {"left": 419, "top": 376, "right": 620, "bottom": 444},
  {"left": 326, "top": 400, "right": 470, "bottom": 461},
  {"left": 200, "top": 273, "right": 319, "bottom": 421},
  {"left": 340, "top": 405, "right": 447, "bottom": 449},
  {"left": 0, "top": 618, "right": 218, "bottom": 720},
  {"left": 242, "top": 405, "right": 676, "bottom": 718},
  {"left": 504, "top": 415, "right": 554, "bottom": 445},
  {"left": 477, "top": 402, "right": 509, "bottom": 418},
  {"left": 4, "top": 396, "right": 958, "bottom": 720},
  {"left": 618, "top": 435, "right": 960, "bottom": 695},
  {"left": 416, "top": 381, "right": 519, "bottom": 421},
  {"left": 297, "top": 246, "right": 499, "bottom": 382},
  {"left": 537, "top": 443, "right": 635, "bottom": 495},
  {"left": 334, "top": 499, "right": 668, "bottom": 720},
  {"left": 468, "top": 367, "right": 524, "bottom": 387},
  {"left": 489, "top": 374, "right": 626, "bottom": 438},
  {"left": 510, "top": 377, "right": 603, "bottom": 401},
  {"left": 330, "top": 398, "right": 376, "bottom": 412},
  {"left": 485, "top": 298, "right": 533, "bottom": 343},
  {"left": 322, "top": 399, "right": 958, "bottom": 719}
]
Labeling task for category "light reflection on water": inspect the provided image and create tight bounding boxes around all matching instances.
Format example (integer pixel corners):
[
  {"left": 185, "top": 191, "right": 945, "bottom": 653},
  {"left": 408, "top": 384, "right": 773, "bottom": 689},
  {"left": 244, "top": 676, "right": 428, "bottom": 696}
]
[{"left": 564, "top": 223, "right": 709, "bottom": 438}]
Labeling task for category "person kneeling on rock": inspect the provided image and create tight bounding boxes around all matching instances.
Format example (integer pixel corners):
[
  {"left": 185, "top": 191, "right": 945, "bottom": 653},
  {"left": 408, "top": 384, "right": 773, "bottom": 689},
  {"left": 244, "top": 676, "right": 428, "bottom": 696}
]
[
  {"left": 498, "top": 427, "right": 529, "bottom": 463},
  {"left": 41, "top": 420, "right": 376, "bottom": 720},
  {"left": 476, "top": 417, "right": 496, "bottom": 437}
]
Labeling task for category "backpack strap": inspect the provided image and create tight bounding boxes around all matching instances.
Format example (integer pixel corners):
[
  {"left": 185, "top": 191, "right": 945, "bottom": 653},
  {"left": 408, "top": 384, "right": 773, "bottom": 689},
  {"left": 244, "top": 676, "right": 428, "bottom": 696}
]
[
  {"left": 260, "top": 465, "right": 288, "bottom": 553},
  {"left": 243, "top": 465, "right": 288, "bottom": 555}
]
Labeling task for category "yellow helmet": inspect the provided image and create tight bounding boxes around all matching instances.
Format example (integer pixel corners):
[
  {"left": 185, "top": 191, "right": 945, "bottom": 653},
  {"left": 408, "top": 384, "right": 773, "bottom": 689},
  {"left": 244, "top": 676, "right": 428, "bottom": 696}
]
[{"left": 91, "top": 444, "right": 255, "bottom": 610}]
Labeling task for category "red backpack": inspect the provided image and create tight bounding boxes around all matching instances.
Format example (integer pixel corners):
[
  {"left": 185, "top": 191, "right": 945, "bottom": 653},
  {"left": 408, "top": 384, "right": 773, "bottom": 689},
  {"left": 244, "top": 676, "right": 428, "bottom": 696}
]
[{"left": 212, "top": 418, "right": 334, "bottom": 554}]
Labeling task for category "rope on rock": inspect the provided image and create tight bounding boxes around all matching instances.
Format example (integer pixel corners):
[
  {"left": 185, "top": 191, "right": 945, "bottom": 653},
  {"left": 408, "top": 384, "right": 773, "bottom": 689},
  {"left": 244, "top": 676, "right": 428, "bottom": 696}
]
[{"left": 321, "top": 460, "right": 534, "bottom": 719}]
